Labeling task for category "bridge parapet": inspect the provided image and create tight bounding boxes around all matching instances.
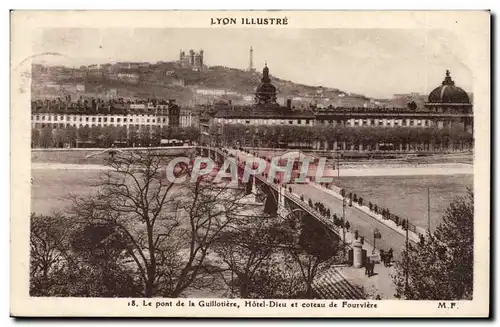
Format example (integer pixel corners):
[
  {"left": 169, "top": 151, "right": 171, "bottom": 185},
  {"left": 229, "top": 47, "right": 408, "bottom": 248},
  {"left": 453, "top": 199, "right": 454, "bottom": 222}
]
[{"left": 200, "top": 146, "right": 346, "bottom": 241}]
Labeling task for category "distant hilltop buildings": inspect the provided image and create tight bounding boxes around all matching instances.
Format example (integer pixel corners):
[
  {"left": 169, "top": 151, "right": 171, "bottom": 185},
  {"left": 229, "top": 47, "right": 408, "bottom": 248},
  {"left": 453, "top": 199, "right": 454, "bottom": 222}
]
[{"left": 179, "top": 49, "right": 204, "bottom": 71}]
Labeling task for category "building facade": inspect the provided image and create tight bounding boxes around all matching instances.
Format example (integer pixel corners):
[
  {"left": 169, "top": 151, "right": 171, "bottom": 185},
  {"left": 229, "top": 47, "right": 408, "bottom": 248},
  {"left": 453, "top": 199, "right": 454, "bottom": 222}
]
[
  {"left": 208, "top": 67, "right": 473, "bottom": 152},
  {"left": 31, "top": 99, "right": 192, "bottom": 130}
]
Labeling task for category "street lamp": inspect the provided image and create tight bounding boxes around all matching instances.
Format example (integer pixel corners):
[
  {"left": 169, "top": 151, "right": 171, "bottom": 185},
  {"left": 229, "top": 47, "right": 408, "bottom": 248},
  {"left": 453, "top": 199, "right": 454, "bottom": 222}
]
[
  {"left": 342, "top": 195, "right": 346, "bottom": 258},
  {"left": 372, "top": 228, "right": 381, "bottom": 254}
]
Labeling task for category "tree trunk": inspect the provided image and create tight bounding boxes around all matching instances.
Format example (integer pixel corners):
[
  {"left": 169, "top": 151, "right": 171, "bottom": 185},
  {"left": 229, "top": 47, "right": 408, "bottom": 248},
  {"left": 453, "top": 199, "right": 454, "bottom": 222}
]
[{"left": 145, "top": 278, "right": 154, "bottom": 298}]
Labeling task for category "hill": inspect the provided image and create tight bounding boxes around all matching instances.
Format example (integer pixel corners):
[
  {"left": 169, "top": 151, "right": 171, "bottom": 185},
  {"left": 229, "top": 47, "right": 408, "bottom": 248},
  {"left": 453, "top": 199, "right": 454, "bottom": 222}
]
[{"left": 31, "top": 62, "right": 374, "bottom": 107}]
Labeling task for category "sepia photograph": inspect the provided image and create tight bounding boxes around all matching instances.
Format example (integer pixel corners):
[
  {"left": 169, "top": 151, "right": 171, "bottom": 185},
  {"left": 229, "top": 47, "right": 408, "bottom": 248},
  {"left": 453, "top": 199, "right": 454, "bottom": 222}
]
[{"left": 10, "top": 10, "right": 490, "bottom": 317}]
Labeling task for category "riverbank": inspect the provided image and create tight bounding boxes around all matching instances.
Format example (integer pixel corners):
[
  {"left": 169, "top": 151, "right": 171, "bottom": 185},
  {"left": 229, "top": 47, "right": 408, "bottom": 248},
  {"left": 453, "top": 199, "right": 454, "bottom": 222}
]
[{"left": 31, "top": 161, "right": 473, "bottom": 177}]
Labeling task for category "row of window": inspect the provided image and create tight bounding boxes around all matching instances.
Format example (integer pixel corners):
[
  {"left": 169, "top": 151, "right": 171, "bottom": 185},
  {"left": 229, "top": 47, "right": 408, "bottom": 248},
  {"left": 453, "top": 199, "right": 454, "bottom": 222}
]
[
  {"left": 217, "top": 118, "right": 313, "bottom": 125},
  {"left": 320, "top": 119, "right": 430, "bottom": 127},
  {"left": 32, "top": 123, "right": 178, "bottom": 129},
  {"left": 33, "top": 115, "right": 169, "bottom": 124}
]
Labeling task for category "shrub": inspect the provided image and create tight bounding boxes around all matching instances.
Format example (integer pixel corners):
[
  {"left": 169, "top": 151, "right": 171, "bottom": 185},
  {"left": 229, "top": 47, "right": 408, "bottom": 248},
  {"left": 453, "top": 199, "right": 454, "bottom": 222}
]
[
  {"left": 358, "top": 197, "right": 363, "bottom": 206},
  {"left": 374, "top": 205, "right": 378, "bottom": 213},
  {"left": 395, "top": 216, "right": 400, "bottom": 226},
  {"left": 288, "top": 186, "right": 292, "bottom": 193}
]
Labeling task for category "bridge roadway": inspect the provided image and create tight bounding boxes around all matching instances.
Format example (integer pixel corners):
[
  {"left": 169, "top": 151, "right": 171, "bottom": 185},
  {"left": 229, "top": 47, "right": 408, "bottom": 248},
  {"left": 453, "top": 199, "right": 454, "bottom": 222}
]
[
  {"left": 201, "top": 146, "right": 413, "bottom": 261},
  {"left": 199, "top": 146, "right": 345, "bottom": 241}
]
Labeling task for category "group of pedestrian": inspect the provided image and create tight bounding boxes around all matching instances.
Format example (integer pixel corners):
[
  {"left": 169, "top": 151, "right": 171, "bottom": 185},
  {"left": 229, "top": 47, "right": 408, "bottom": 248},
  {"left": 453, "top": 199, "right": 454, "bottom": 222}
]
[
  {"left": 379, "top": 248, "right": 393, "bottom": 267},
  {"left": 364, "top": 248, "right": 394, "bottom": 278}
]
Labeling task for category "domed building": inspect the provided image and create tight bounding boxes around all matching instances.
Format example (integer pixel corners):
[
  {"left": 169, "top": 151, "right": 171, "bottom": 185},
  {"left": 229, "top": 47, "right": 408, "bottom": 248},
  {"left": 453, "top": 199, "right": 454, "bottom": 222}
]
[
  {"left": 424, "top": 70, "right": 473, "bottom": 132},
  {"left": 212, "top": 64, "right": 315, "bottom": 147},
  {"left": 255, "top": 64, "right": 277, "bottom": 105}
]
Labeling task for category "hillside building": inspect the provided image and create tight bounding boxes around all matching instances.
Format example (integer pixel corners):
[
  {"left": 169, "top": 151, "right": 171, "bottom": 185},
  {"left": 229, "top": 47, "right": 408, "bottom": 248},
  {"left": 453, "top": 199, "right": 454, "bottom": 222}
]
[{"left": 179, "top": 49, "right": 204, "bottom": 71}]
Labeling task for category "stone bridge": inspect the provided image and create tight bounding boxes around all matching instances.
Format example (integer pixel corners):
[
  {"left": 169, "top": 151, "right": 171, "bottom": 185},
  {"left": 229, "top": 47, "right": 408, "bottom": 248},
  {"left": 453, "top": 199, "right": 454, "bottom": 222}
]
[{"left": 196, "top": 146, "right": 349, "bottom": 259}]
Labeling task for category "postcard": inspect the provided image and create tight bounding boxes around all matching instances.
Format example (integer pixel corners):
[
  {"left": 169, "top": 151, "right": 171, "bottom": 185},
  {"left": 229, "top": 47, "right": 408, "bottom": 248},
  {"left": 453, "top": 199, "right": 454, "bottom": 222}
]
[{"left": 10, "top": 10, "right": 490, "bottom": 317}]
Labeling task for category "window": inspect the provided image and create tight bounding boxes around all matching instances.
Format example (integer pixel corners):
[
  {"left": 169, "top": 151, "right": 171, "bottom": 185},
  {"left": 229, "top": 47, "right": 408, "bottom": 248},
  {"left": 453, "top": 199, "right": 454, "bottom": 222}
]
[
  {"left": 146, "top": 119, "right": 150, "bottom": 123},
  {"left": 79, "top": 117, "right": 82, "bottom": 121},
  {"left": 92, "top": 117, "right": 96, "bottom": 122},
  {"left": 306, "top": 119, "right": 310, "bottom": 124},
  {"left": 289, "top": 120, "right": 293, "bottom": 124},
  {"left": 346, "top": 120, "right": 351, "bottom": 126},
  {"left": 130, "top": 119, "right": 133, "bottom": 122},
  {"left": 55, "top": 116, "right": 58, "bottom": 121},
  {"left": 354, "top": 120, "right": 359, "bottom": 126},
  {"left": 424, "top": 120, "right": 429, "bottom": 126},
  {"left": 417, "top": 120, "right": 422, "bottom": 126},
  {"left": 152, "top": 119, "right": 155, "bottom": 123},
  {"left": 48, "top": 116, "right": 52, "bottom": 121},
  {"left": 103, "top": 117, "right": 108, "bottom": 122},
  {"left": 163, "top": 118, "right": 166, "bottom": 123},
  {"left": 402, "top": 120, "right": 407, "bottom": 126},
  {"left": 410, "top": 120, "right": 414, "bottom": 126},
  {"left": 42, "top": 115, "right": 45, "bottom": 120},
  {"left": 320, "top": 120, "right": 324, "bottom": 124},
  {"left": 36, "top": 115, "right": 40, "bottom": 120},
  {"left": 370, "top": 119, "right": 375, "bottom": 125},
  {"left": 394, "top": 120, "right": 400, "bottom": 126},
  {"left": 98, "top": 118, "right": 102, "bottom": 123},
  {"left": 378, "top": 120, "right": 383, "bottom": 126},
  {"left": 362, "top": 119, "right": 367, "bottom": 126},
  {"left": 117, "top": 118, "right": 121, "bottom": 123},
  {"left": 85, "top": 117, "right": 89, "bottom": 122},
  {"left": 245, "top": 120, "right": 250, "bottom": 124},
  {"left": 110, "top": 117, "right": 114, "bottom": 122},
  {"left": 298, "top": 120, "right": 302, "bottom": 125}
]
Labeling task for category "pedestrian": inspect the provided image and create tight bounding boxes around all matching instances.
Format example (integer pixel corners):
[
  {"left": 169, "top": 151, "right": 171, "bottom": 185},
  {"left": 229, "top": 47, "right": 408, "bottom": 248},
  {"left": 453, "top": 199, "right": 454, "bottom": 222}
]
[
  {"left": 388, "top": 248, "right": 394, "bottom": 266},
  {"left": 345, "top": 221, "right": 350, "bottom": 232},
  {"left": 380, "top": 249, "right": 386, "bottom": 267},
  {"left": 364, "top": 257, "right": 370, "bottom": 276},
  {"left": 369, "top": 260, "right": 375, "bottom": 277}
]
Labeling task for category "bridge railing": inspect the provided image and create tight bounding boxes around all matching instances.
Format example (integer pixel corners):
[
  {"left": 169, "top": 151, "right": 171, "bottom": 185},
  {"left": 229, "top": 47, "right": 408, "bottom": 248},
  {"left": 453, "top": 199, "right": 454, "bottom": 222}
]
[{"left": 203, "top": 146, "right": 345, "bottom": 238}]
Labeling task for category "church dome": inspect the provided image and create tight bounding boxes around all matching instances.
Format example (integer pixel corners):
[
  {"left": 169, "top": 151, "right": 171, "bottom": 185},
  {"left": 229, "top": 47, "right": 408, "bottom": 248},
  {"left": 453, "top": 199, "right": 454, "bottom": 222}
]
[
  {"left": 428, "top": 70, "right": 470, "bottom": 104},
  {"left": 255, "top": 63, "right": 277, "bottom": 104}
]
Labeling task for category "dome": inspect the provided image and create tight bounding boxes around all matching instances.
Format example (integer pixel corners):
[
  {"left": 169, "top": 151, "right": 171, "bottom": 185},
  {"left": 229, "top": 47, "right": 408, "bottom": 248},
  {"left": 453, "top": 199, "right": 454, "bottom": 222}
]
[
  {"left": 255, "top": 63, "right": 277, "bottom": 104},
  {"left": 255, "top": 82, "right": 276, "bottom": 96},
  {"left": 428, "top": 70, "right": 470, "bottom": 104}
]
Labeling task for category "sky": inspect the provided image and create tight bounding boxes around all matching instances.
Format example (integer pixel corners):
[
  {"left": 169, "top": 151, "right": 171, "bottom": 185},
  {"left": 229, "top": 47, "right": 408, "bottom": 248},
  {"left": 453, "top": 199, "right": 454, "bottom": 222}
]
[{"left": 31, "top": 28, "right": 473, "bottom": 99}]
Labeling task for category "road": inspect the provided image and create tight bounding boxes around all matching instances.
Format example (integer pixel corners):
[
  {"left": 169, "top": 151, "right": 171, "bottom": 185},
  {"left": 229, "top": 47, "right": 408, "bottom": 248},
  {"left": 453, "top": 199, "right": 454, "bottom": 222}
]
[
  {"left": 229, "top": 148, "right": 413, "bottom": 261},
  {"left": 291, "top": 183, "right": 410, "bottom": 261}
]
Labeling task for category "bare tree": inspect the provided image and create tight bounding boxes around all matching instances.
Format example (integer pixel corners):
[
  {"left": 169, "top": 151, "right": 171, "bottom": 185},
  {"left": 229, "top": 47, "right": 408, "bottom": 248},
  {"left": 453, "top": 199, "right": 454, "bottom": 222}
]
[
  {"left": 30, "top": 213, "right": 73, "bottom": 295},
  {"left": 279, "top": 214, "right": 340, "bottom": 298},
  {"left": 212, "top": 214, "right": 283, "bottom": 298},
  {"left": 69, "top": 149, "right": 245, "bottom": 297}
]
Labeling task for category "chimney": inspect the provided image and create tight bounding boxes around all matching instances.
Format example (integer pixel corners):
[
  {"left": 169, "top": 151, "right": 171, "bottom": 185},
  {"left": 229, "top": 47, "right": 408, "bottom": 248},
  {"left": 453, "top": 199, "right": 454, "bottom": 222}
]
[{"left": 286, "top": 99, "right": 292, "bottom": 109}]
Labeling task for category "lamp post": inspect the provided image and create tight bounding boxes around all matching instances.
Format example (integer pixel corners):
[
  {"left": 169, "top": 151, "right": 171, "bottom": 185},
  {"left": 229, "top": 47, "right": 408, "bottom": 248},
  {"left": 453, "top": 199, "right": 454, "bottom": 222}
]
[
  {"left": 372, "top": 228, "right": 381, "bottom": 254},
  {"left": 342, "top": 195, "right": 346, "bottom": 257}
]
